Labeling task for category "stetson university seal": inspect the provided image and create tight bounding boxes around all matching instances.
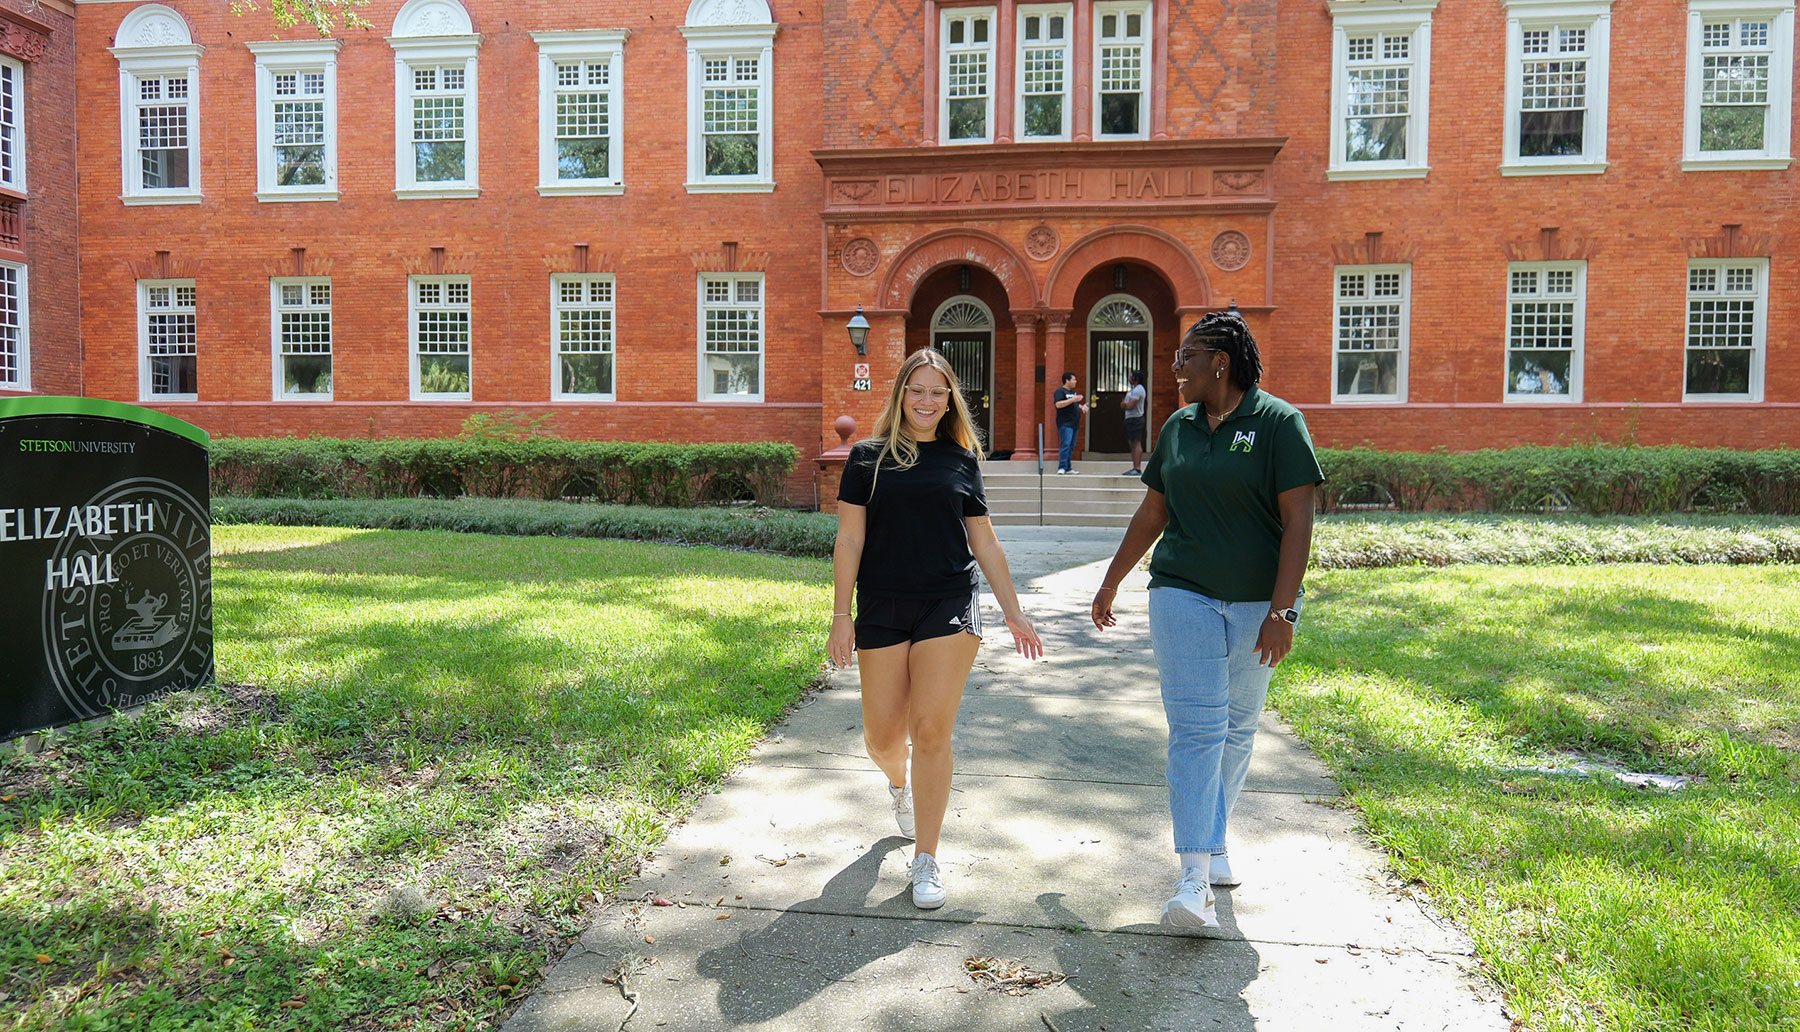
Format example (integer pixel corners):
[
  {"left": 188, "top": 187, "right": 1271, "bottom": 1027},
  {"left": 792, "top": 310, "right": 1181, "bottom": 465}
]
[{"left": 40, "top": 478, "right": 214, "bottom": 718}]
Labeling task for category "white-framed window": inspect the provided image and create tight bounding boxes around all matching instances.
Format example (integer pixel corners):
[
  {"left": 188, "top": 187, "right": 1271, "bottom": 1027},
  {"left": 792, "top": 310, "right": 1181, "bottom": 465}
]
[
  {"left": 1685, "top": 259, "right": 1768, "bottom": 401},
  {"left": 111, "top": 5, "right": 204, "bottom": 205},
  {"left": 271, "top": 278, "right": 332, "bottom": 400},
  {"left": 1328, "top": 1, "right": 1437, "bottom": 180},
  {"left": 534, "top": 31, "right": 627, "bottom": 196},
  {"left": 1504, "top": 262, "right": 1585, "bottom": 402},
  {"left": 0, "top": 58, "right": 23, "bottom": 193},
  {"left": 941, "top": 7, "right": 996, "bottom": 144},
  {"left": 683, "top": 0, "right": 777, "bottom": 192},
  {"left": 1502, "top": 0, "right": 1613, "bottom": 176},
  {"left": 1682, "top": 2, "right": 1795, "bottom": 170},
  {"left": 390, "top": 0, "right": 481, "bottom": 199},
  {"left": 1094, "top": 1, "right": 1151, "bottom": 139},
  {"left": 698, "top": 274, "right": 763, "bottom": 402},
  {"left": 0, "top": 261, "right": 26, "bottom": 390},
  {"left": 1018, "top": 4, "right": 1072, "bottom": 140},
  {"left": 410, "top": 276, "right": 472, "bottom": 401},
  {"left": 1333, "top": 265, "right": 1410, "bottom": 402},
  {"left": 552, "top": 275, "right": 616, "bottom": 401},
  {"left": 139, "top": 280, "right": 198, "bottom": 401},
  {"left": 247, "top": 40, "right": 341, "bottom": 202}
]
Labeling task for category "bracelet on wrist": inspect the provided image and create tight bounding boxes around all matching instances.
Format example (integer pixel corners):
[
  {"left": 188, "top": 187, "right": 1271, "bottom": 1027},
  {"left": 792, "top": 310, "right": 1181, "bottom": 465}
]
[
  {"left": 832, "top": 612, "right": 852, "bottom": 618},
  {"left": 1096, "top": 585, "right": 1117, "bottom": 594}
]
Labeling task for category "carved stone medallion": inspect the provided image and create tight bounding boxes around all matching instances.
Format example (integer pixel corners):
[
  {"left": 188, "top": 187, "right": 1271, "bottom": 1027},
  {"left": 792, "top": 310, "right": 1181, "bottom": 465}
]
[
  {"left": 1210, "top": 231, "right": 1252, "bottom": 272},
  {"left": 840, "top": 238, "right": 880, "bottom": 277},
  {"left": 1024, "top": 223, "right": 1060, "bottom": 261}
]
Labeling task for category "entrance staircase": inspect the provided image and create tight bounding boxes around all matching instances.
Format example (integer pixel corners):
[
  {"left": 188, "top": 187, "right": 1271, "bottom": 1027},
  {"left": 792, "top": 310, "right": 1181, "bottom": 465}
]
[{"left": 980, "top": 457, "right": 1145, "bottom": 527}]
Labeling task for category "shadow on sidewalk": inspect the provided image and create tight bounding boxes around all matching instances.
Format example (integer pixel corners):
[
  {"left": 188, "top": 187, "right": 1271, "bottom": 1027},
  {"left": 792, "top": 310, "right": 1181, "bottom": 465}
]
[{"left": 693, "top": 836, "right": 977, "bottom": 1025}]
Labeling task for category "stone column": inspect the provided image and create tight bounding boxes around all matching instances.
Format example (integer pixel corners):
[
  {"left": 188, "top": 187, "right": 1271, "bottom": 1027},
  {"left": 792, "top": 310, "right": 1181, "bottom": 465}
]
[
  {"left": 994, "top": 1, "right": 1017, "bottom": 144},
  {"left": 1072, "top": 0, "right": 1094, "bottom": 141},
  {"left": 1010, "top": 312, "right": 1039, "bottom": 461},
  {"left": 1042, "top": 311, "right": 1070, "bottom": 456}
]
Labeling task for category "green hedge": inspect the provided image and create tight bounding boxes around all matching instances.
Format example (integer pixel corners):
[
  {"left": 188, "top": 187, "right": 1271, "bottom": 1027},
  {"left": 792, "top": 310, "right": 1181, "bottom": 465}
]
[
  {"left": 1316, "top": 445, "right": 1800, "bottom": 515},
  {"left": 209, "top": 437, "right": 799, "bottom": 507},
  {"left": 212, "top": 498, "right": 839, "bottom": 556}
]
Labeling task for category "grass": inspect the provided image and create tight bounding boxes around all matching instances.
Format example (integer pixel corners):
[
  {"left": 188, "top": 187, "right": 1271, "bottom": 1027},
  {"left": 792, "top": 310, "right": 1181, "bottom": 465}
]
[
  {"left": 0, "top": 526, "right": 830, "bottom": 1031},
  {"left": 1279, "top": 564, "right": 1800, "bottom": 1032}
]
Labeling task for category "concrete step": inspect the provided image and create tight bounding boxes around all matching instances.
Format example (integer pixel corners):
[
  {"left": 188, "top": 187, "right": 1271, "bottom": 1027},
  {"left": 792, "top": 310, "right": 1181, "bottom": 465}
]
[
  {"left": 991, "top": 511, "right": 1134, "bottom": 527},
  {"left": 985, "top": 491, "right": 1143, "bottom": 516}
]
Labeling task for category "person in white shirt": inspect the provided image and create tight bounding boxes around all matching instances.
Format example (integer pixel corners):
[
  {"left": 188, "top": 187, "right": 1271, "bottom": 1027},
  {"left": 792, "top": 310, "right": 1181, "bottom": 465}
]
[{"left": 1122, "top": 369, "right": 1148, "bottom": 476}]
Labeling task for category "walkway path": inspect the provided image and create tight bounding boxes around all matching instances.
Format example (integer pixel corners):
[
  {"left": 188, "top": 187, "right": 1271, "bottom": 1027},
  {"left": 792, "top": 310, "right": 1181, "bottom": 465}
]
[{"left": 504, "top": 527, "right": 1512, "bottom": 1032}]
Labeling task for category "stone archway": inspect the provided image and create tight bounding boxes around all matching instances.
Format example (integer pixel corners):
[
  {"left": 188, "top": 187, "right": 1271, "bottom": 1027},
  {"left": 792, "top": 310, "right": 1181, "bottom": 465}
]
[
  {"left": 1042, "top": 225, "right": 1210, "bottom": 311},
  {"left": 878, "top": 228, "right": 1041, "bottom": 314}
]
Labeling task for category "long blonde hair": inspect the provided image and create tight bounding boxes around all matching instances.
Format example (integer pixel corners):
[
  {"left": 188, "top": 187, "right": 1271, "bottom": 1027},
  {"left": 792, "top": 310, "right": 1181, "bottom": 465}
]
[{"left": 864, "top": 349, "right": 983, "bottom": 498}]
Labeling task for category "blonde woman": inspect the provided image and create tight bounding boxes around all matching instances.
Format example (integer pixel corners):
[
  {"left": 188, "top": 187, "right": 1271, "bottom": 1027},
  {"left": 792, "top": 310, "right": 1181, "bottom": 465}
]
[{"left": 828, "top": 349, "right": 1043, "bottom": 908}]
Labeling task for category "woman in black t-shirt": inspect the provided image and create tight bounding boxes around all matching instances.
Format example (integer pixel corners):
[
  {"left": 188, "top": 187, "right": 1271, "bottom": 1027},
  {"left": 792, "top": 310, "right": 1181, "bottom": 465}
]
[{"left": 830, "top": 348, "right": 1042, "bottom": 910}]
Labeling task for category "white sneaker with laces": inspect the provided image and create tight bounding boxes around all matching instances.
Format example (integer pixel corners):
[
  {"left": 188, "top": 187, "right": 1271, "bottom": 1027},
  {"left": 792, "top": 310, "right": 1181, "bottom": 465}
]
[
  {"left": 911, "top": 852, "right": 946, "bottom": 909},
  {"left": 1160, "top": 869, "right": 1219, "bottom": 928},
  {"left": 1210, "top": 852, "right": 1240, "bottom": 887},
  {"left": 889, "top": 782, "right": 915, "bottom": 839}
]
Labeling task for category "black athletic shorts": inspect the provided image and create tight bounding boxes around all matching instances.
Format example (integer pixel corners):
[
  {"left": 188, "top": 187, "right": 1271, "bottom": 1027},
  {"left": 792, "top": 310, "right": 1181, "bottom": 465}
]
[
  {"left": 1123, "top": 416, "right": 1146, "bottom": 443},
  {"left": 854, "top": 590, "right": 983, "bottom": 650}
]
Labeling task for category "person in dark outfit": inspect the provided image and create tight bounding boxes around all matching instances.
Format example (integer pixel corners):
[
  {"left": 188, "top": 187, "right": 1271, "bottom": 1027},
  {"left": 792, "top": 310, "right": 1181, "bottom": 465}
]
[
  {"left": 1052, "top": 372, "right": 1086, "bottom": 473},
  {"left": 1122, "top": 368, "right": 1148, "bottom": 476},
  {"left": 830, "top": 348, "right": 1043, "bottom": 909},
  {"left": 1089, "top": 311, "right": 1323, "bottom": 930}
]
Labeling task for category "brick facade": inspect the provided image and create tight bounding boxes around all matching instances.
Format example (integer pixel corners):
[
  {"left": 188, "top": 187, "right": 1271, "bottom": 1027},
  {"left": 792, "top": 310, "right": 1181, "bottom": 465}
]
[
  {"left": 28, "top": 0, "right": 1800, "bottom": 508},
  {"left": 0, "top": 0, "right": 75, "bottom": 398}
]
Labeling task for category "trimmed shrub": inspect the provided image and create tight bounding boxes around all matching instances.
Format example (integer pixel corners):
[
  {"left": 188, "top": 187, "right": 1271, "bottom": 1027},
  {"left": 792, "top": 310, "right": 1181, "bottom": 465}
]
[
  {"left": 210, "top": 437, "right": 799, "bottom": 507},
  {"left": 1316, "top": 445, "right": 1800, "bottom": 515}
]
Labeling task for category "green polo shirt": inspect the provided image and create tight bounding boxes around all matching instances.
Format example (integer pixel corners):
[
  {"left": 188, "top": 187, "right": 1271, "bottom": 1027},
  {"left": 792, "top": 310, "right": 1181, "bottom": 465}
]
[{"left": 1140, "top": 387, "right": 1324, "bottom": 602}]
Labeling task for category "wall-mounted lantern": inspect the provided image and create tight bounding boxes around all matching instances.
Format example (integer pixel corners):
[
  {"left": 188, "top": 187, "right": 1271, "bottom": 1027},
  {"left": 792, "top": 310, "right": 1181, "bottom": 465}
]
[{"left": 845, "top": 304, "right": 870, "bottom": 356}]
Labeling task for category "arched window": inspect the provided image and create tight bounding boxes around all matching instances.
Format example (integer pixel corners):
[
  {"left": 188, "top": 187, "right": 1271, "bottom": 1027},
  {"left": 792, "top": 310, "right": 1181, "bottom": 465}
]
[
  {"left": 683, "top": 0, "right": 777, "bottom": 191},
  {"left": 390, "top": 0, "right": 482, "bottom": 199},
  {"left": 113, "top": 5, "right": 203, "bottom": 205},
  {"left": 931, "top": 297, "right": 995, "bottom": 332}
]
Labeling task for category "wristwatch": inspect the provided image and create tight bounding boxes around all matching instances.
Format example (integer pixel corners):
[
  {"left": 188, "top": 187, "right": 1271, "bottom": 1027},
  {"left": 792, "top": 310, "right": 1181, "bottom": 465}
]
[{"left": 1268, "top": 607, "right": 1299, "bottom": 625}]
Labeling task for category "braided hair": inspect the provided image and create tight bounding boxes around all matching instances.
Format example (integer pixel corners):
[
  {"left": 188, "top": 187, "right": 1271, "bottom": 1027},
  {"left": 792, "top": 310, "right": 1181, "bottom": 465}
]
[{"left": 1183, "top": 310, "right": 1262, "bottom": 391}]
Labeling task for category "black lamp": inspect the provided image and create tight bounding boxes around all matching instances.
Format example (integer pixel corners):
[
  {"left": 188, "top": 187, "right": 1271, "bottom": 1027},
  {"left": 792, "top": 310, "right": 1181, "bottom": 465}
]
[{"left": 845, "top": 304, "right": 870, "bottom": 356}]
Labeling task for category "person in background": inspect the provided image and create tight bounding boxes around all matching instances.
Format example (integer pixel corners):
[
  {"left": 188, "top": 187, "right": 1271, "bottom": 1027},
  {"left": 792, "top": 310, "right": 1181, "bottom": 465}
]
[
  {"left": 830, "top": 349, "right": 1044, "bottom": 910},
  {"left": 1088, "top": 311, "right": 1323, "bottom": 929},
  {"left": 1122, "top": 368, "right": 1147, "bottom": 476},
  {"left": 1052, "top": 372, "right": 1087, "bottom": 474}
]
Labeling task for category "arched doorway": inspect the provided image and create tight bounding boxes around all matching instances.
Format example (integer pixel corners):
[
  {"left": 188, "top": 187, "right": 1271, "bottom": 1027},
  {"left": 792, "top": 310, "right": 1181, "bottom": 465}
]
[
  {"left": 931, "top": 296, "right": 995, "bottom": 450},
  {"left": 1086, "top": 294, "right": 1151, "bottom": 454}
]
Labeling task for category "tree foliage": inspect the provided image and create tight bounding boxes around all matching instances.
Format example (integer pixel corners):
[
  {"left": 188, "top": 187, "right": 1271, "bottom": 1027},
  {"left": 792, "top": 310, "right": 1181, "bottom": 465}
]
[{"left": 231, "top": 0, "right": 372, "bottom": 36}]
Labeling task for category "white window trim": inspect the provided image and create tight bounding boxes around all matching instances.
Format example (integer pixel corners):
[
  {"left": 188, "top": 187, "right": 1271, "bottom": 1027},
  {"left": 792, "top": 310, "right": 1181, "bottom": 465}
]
[
  {"left": 1681, "top": 1, "right": 1795, "bottom": 170},
  {"left": 409, "top": 275, "right": 473, "bottom": 401},
  {"left": 111, "top": 5, "right": 204, "bottom": 206},
  {"left": 1331, "top": 264, "right": 1411, "bottom": 403},
  {"left": 1016, "top": 4, "right": 1074, "bottom": 142},
  {"left": 270, "top": 277, "right": 333, "bottom": 402},
  {"left": 697, "top": 272, "right": 765, "bottom": 402},
  {"left": 1092, "top": 0, "right": 1153, "bottom": 141},
  {"left": 0, "top": 260, "right": 27, "bottom": 391},
  {"left": 0, "top": 57, "right": 25, "bottom": 194},
  {"left": 551, "top": 273, "right": 618, "bottom": 402},
  {"left": 1503, "top": 261, "right": 1586, "bottom": 403},
  {"left": 534, "top": 30, "right": 628, "bottom": 196},
  {"left": 247, "top": 40, "right": 342, "bottom": 203},
  {"left": 1501, "top": 0, "right": 1613, "bottom": 177},
  {"left": 683, "top": 25, "right": 778, "bottom": 192},
  {"left": 1684, "top": 258, "right": 1768, "bottom": 402},
  {"left": 138, "top": 279, "right": 198, "bottom": 402},
  {"left": 1327, "top": 1, "right": 1437, "bottom": 181},
  {"left": 939, "top": 6, "right": 998, "bottom": 146},
  {"left": 390, "top": 0, "right": 483, "bottom": 200}
]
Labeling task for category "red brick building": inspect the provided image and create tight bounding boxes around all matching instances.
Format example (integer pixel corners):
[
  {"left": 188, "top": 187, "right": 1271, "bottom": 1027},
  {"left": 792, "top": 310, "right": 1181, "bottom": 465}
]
[
  {"left": 29, "top": 0, "right": 1800, "bottom": 504},
  {"left": 0, "top": 0, "right": 74, "bottom": 398}
]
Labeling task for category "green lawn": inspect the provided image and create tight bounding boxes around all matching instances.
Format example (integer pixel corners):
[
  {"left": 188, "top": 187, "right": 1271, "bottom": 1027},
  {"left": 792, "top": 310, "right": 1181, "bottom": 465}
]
[
  {"left": 1280, "top": 564, "right": 1800, "bottom": 1032},
  {"left": 4, "top": 528, "right": 1795, "bottom": 1031},
  {"left": 0, "top": 526, "right": 830, "bottom": 1031}
]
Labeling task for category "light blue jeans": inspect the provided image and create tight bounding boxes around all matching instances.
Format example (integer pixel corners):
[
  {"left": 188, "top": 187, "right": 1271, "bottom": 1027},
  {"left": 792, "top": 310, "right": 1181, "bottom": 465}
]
[{"left": 1147, "top": 586, "right": 1297, "bottom": 856}]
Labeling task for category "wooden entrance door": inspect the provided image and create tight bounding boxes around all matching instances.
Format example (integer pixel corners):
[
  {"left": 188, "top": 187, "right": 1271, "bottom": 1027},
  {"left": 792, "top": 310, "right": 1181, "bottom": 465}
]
[{"left": 1088, "top": 295, "right": 1152, "bottom": 454}]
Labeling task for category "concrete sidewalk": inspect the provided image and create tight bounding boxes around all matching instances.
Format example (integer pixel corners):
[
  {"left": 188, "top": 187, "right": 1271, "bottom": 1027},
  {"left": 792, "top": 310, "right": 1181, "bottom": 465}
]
[{"left": 504, "top": 527, "right": 1512, "bottom": 1032}]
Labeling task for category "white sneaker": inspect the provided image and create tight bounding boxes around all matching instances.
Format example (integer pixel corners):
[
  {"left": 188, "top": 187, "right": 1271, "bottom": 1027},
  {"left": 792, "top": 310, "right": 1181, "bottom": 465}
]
[
  {"left": 1160, "top": 869, "right": 1218, "bottom": 928},
  {"left": 889, "top": 782, "right": 915, "bottom": 839},
  {"left": 1209, "top": 852, "right": 1240, "bottom": 887},
  {"left": 911, "top": 852, "right": 946, "bottom": 909}
]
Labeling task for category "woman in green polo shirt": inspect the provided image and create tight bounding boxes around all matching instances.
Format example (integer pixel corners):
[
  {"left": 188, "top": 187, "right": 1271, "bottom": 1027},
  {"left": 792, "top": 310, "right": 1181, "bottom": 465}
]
[{"left": 1089, "top": 310, "right": 1323, "bottom": 929}]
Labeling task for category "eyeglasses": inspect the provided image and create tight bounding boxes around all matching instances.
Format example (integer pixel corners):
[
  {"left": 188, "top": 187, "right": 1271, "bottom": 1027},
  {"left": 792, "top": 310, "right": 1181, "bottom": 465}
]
[
  {"left": 1173, "top": 346, "right": 1224, "bottom": 365},
  {"left": 904, "top": 385, "right": 953, "bottom": 402}
]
